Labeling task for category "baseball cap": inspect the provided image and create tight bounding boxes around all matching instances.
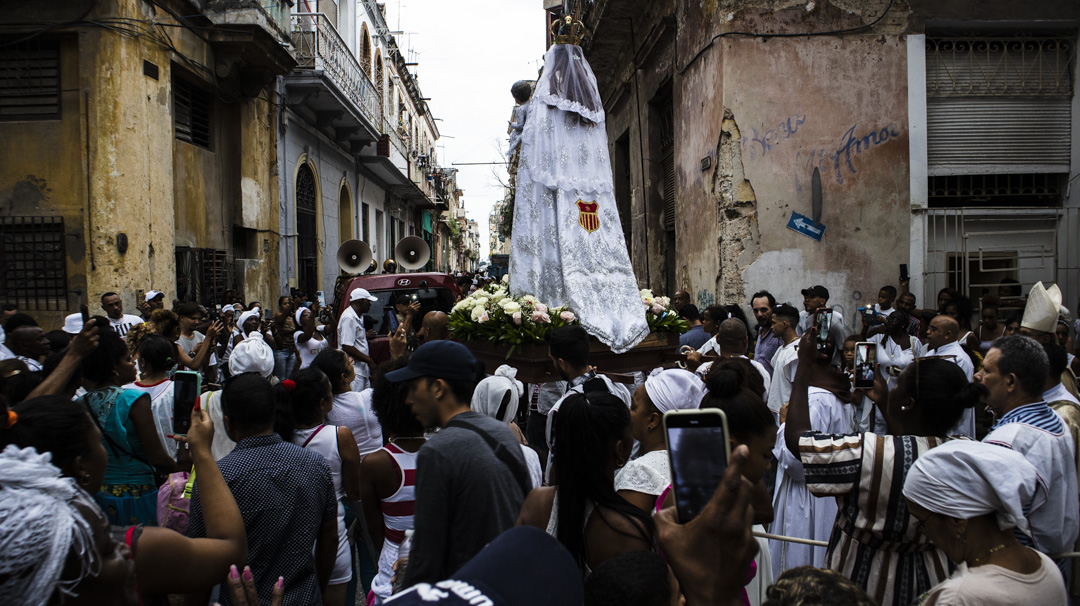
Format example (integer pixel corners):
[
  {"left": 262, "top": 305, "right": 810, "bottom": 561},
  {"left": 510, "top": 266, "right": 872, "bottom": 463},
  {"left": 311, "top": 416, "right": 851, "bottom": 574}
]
[
  {"left": 385, "top": 340, "right": 480, "bottom": 383},
  {"left": 385, "top": 526, "right": 583, "bottom": 606},
  {"left": 62, "top": 313, "right": 83, "bottom": 335},
  {"left": 800, "top": 285, "right": 829, "bottom": 300},
  {"left": 349, "top": 287, "right": 378, "bottom": 302},
  {"left": 144, "top": 290, "right": 164, "bottom": 303}
]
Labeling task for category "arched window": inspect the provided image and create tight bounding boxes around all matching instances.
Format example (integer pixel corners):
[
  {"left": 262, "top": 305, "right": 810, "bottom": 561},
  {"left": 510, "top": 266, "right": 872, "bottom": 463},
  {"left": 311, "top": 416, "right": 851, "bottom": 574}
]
[
  {"left": 339, "top": 182, "right": 352, "bottom": 243},
  {"left": 295, "top": 162, "right": 319, "bottom": 299},
  {"left": 374, "top": 52, "right": 384, "bottom": 113},
  {"left": 360, "top": 23, "right": 372, "bottom": 76}
]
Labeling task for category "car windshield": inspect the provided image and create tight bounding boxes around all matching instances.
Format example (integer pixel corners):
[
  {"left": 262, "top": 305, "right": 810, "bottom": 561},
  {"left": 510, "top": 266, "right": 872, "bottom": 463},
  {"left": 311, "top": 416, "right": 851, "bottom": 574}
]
[{"left": 365, "top": 287, "right": 457, "bottom": 335}]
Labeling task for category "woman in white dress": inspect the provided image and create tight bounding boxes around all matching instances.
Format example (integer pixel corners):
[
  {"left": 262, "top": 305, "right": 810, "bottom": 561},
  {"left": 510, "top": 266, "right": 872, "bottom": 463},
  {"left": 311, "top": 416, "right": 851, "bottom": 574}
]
[
  {"left": 470, "top": 364, "right": 543, "bottom": 489},
  {"left": 904, "top": 441, "right": 1068, "bottom": 605},
  {"left": 615, "top": 368, "right": 703, "bottom": 513},
  {"left": 293, "top": 307, "right": 328, "bottom": 372},
  {"left": 310, "top": 348, "right": 383, "bottom": 456},
  {"left": 275, "top": 367, "right": 364, "bottom": 606},
  {"left": 123, "top": 334, "right": 178, "bottom": 458}
]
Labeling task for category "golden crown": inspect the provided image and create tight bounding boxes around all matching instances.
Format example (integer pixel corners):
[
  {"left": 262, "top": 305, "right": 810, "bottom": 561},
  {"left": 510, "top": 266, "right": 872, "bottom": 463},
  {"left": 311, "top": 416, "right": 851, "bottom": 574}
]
[{"left": 551, "top": 4, "right": 586, "bottom": 46}]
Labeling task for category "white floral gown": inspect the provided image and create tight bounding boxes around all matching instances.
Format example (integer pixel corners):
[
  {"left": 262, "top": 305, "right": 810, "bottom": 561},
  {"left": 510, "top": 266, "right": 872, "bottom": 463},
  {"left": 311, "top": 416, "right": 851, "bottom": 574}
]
[{"left": 509, "top": 43, "right": 648, "bottom": 353}]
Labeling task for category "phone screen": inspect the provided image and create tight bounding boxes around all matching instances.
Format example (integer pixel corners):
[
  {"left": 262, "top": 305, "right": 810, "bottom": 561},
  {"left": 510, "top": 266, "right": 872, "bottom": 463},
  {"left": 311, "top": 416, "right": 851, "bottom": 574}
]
[
  {"left": 854, "top": 343, "right": 876, "bottom": 389},
  {"left": 900, "top": 263, "right": 909, "bottom": 281},
  {"left": 665, "top": 410, "right": 730, "bottom": 523},
  {"left": 172, "top": 371, "right": 201, "bottom": 435},
  {"left": 814, "top": 308, "right": 832, "bottom": 350}
]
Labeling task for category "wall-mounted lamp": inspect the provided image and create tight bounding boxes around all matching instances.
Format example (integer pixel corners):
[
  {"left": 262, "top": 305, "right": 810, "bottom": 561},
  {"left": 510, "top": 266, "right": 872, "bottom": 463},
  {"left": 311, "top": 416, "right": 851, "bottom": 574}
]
[{"left": 117, "top": 233, "right": 128, "bottom": 254}]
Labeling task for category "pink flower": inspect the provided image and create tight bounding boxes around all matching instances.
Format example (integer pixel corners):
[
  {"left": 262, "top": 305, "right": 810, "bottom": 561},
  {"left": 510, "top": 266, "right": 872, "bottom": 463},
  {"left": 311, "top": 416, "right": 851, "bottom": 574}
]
[
  {"left": 534, "top": 303, "right": 548, "bottom": 314},
  {"left": 532, "top": 311, "right": 551, "bottom": 324},
  {"left": 651, "top": 304, "right": 665, "bottom": 315},
  {"left": 560, "top": 311, "right": 575, "bottom": 323},
  {"left": 512, "top": 312, "right": 522, "bottom": 325},
  {"left": 478, "top": 311, "right": 490, "bottom": 323}
]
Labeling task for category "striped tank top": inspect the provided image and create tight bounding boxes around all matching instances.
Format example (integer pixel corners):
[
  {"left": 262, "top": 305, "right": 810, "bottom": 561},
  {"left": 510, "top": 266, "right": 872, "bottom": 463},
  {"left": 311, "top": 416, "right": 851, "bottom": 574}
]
[{"left": 380, "top": 442, "right": 418, "bottom": 544}]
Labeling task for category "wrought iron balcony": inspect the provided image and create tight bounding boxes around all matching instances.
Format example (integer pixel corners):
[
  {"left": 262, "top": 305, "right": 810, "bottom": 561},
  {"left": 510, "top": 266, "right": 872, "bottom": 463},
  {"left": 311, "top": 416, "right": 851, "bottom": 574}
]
[{"left": 291, "top": 13, "right": 382, "bottom": 129}]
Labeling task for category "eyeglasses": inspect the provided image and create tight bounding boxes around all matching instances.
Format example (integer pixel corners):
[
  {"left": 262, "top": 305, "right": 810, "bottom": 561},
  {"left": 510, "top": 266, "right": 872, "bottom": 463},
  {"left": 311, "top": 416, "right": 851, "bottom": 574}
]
[{"left": 914, "top": 355, "right": 957, "bottom": 395}]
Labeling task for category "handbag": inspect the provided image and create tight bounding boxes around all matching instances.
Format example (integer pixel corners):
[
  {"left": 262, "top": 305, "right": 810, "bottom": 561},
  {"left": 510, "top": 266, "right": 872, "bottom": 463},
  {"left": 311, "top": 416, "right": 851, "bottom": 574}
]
[{"left": 157, "top": 471, "right": 196, "bottom": 533}]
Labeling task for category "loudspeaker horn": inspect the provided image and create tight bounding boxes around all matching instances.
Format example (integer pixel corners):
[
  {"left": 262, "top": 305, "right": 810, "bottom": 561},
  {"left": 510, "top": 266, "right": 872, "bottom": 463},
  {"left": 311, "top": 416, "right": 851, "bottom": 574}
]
[
  {"left": 394, "top": 236, "right": 430, "bottom": 271},
  {"left": 336, "top": 240, "right": 372, "bottom": 274}
]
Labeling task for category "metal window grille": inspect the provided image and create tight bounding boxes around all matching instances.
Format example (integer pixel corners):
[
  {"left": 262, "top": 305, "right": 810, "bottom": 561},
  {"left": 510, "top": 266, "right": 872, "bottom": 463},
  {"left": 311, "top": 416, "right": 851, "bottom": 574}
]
[
  {"left": 375, "top": 56, "right": 384, "bottom": 112},
  {"left": 928, "top": 173, "right": 1063, "bottom": 206},
  {"left": 0, "top": 40, "right": 60, "bottom": 120},
  {"left": 175, "top": 247, "right": 231, "bottom": 306},
  {"left": 658, "top": 94, "right": 676, "bottom": 232},
  {"left": 362, "top": 202, "right": 370, "bottom": 242},
  {"left": 0, "top": 217, "right": 68, "bottom": 311},
  {"left": 927, "top": 36, "right": 1075, "bottom": 97},
  {"left": 174, "top": 76, "right": 212, "bottom": 148},
  {"left": 296, "top": 164, "right": 319, "bottom": 298}
]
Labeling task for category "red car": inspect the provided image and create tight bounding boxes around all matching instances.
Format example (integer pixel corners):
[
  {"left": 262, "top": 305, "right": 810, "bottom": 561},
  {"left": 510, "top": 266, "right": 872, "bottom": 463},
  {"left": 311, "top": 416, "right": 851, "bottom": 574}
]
[{"left": 333, "top": 272, "right": 463, "bottom": 364}]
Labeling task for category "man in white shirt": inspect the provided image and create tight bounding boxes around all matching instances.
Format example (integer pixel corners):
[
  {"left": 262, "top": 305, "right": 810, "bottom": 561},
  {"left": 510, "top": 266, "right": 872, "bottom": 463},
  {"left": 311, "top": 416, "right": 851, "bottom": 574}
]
[
  {"left": 796, "top": 285, "right": 846, "bottom": 366},
  {"left": 923, "top": 315, "right": 975, "bottom": 437},
  {"left": 338, "top": 287, "right": 378, "bottom": 392},
  {"left": 3, "top": 313, "right": 47, "bottom": 371},
  {"left": 767, "top": 304, "right": 802, "bottom": 420},
  {"left": 100, "top": 291, "right": 144, "bottom": 337},
  {"left": 980, "top": 335, "right": 1079, "bottom": 578}
]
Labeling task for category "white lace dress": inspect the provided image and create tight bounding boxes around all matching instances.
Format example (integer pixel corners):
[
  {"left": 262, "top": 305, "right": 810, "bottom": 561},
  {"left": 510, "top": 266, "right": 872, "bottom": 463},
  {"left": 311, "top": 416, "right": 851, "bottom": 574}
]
[
  {"left": 509, "top": 43, "right": 648, "bottom": 353},
  {"left": 614, "top": 449, "right": 671, "bottom": 497}
]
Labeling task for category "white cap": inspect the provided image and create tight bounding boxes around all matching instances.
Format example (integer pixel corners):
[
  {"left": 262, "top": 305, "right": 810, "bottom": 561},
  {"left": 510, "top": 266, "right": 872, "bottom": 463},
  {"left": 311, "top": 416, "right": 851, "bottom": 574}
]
[
  {"left": 1021, "top": 281, "right": 1062, "bottom": 334},
  {"left": 144, "top": 290, "right": 164, "bottom": 303},
  {"left": 62, "top": 313, "right": 83, "bottom": 335},
  {"left": 349, "top": 287, "right": 378, "bottom": 302},
  {"left": 221, "top": 304, "right": 236, "bottom": 314}
]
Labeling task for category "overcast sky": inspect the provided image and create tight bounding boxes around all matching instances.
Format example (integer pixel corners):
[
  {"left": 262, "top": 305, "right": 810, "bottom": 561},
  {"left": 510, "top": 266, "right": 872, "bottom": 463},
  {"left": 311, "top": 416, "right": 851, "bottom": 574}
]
[{"left": 382, "top": 0, "right": 547, "bottom": 260}]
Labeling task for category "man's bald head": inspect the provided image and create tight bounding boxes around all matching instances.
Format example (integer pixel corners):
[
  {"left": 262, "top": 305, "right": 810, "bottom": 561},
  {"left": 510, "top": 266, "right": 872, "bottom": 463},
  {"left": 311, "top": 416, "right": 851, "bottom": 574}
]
[
  {"left": 716, "top": 318, "right": 749, "bottom": 355},
  {"left": 421, "top": 310, "right": 449, "bottom": 342},
  {"left": 927, "top": 315, "right": 959, "bottom": 350}
]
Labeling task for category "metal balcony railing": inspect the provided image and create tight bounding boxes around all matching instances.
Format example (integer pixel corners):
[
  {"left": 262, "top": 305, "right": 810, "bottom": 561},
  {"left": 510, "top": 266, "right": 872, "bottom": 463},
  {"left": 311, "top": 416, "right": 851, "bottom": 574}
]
[{"left": 291, "top": 13, "right": 382, "bottom": 128}]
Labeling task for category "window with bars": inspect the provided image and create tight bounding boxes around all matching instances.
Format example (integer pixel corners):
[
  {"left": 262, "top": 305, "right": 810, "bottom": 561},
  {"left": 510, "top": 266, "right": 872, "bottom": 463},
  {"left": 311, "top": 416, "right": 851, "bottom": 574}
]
[
  {"left": 362, "top": 202, "right": 370, "bottom": 242},
  {"left": 173, "top": 74, "right": 212, "bottom": 149},
  {"left": 0, "top": 40, "right": 61, "bottom": 120},
  {"left": 0, "top": 217, "right": 68, "bottom": 311},
  {"left": 175, "top": 247, "right": 231, "bottom": 306}
]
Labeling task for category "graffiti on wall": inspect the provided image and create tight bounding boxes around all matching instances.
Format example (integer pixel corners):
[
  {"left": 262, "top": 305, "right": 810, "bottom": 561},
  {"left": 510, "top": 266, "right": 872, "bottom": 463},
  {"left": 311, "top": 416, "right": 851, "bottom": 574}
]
[
  {"left": 796, "top": 122, "right": 902, "bottom": 193},
  {"left": 742, "top": 115, "right": 807, "bottom": 158},
  {"left": 696, "top": 289, "right": 715, "bottom": 309}
]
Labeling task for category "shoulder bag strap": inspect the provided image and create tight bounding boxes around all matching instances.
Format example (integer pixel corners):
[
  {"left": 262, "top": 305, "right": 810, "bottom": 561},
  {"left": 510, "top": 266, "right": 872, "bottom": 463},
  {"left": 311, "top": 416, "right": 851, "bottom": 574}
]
[
  {"left": 446, "top": 417, "right": 532, "bottom": 498},
  {"left": 301, "top": 424, "right": 327, "bottom": 448}
]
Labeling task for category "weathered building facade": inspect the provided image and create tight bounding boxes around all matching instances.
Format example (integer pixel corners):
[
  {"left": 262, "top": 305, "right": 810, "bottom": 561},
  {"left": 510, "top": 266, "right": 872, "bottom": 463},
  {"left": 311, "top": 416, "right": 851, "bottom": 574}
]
[
  {"left": 0, "top": 0, "right": 293, "bottom": 327},
  {"left": 576, "top": 0, "right": 1080, "bottom": 320}
]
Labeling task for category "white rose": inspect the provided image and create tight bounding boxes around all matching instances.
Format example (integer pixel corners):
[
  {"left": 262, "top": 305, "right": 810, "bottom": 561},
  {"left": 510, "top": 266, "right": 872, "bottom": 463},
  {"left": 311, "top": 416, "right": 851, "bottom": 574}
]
[
  {"left": 502, "top": 301, "right": 521, "bottom": 314},
  {"left": 640, "top": 289, "right": 654, "bottom": 299},
  {"left": 471, "top": 306, "right": 485, "bottom": 322}
]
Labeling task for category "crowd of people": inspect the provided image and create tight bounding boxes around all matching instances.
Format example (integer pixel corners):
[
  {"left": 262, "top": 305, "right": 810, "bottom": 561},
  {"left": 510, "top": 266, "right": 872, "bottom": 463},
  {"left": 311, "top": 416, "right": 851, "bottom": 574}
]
[{"left": 1, "top": 271, "right": 1079, "bottom": 606}]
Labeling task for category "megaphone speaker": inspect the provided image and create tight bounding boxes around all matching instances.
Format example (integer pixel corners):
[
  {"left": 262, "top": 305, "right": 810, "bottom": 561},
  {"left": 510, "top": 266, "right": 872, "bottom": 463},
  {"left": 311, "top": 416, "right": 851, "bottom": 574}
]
[
  {"left": 336, "top": 240, "right": 372, "bottom": 274},
  {"left": 394, "top": 236, "right": 430, "bottom": 271}
]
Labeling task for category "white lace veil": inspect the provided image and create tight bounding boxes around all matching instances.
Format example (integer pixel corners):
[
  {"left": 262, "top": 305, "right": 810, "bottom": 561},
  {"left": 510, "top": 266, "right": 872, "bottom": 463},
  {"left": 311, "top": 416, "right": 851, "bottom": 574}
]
[{"left": 533, "top": 44, "right": 604, "bottom": 124}]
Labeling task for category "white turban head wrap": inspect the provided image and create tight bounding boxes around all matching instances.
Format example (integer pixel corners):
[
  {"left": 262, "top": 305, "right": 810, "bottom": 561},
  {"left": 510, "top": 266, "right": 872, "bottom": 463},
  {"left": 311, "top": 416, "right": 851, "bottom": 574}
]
[
  {"left": 295, "top": 307, "right": 311, "bottom": 326},
  {"left": 470, "top": 364, "right": 525, "bottom": 423},
  {"left": 644, "top": 368, "right": 704, "bottom": 414},
  {"left": 0, "top": 445, "right": 102, "bottom": 606},
  {"left": 1021, "top": 281, "right": 1062, "bottom": 334},
  {"left": 228, "top": 331, "right": 275, "bottom": 378},
  {"left": 237, "top": 308, "right": 261, "bottom": 338},
  {"left": 902, "top": 440, "right": 1046, "bottom": 535}
]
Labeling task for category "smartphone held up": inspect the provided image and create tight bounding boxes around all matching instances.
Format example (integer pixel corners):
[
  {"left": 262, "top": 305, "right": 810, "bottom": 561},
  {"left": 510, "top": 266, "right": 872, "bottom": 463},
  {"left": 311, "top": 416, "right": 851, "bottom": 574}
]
[
  {"left": 172, "top": 370, "right": 201, "bottom": 436},
  {"left": 853, "top": 342, "right": 876, "bottom": 389},
  {"left": 814, "top": 308, "right": 832, "bottom": 350},
  {"left": 664, "top": 409, "right": 731, "bottom": 523}
]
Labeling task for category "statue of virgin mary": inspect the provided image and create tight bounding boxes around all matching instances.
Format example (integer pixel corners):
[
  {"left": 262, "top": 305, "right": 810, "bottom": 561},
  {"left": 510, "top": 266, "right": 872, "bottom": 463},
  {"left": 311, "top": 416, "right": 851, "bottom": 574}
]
[{"left": 509, "top": 41, "right": 648, "bottom": 353}]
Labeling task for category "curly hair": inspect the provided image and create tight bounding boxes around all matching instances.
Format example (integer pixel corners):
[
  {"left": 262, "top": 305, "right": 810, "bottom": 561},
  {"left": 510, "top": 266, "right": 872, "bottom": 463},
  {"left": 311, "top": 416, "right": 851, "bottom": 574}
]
[
  {"left": 764, "top": 566, "right": 874, "bottom": 606},
  {"left": 370, "top": 357, "right": 424, "bottom": 437}
]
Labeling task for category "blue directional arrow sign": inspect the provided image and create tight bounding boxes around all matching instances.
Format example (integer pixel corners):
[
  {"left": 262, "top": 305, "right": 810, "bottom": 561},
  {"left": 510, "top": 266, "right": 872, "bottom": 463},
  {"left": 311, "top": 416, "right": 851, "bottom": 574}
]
[{"left": 787, "top": 211, "right": 825, "bottom": 241}]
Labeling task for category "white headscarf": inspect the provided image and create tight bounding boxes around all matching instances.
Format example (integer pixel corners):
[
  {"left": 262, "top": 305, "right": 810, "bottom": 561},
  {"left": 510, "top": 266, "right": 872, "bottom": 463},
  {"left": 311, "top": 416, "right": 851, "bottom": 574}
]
[
  {"left": 645, "top": 368, "right": 704, "bottom": 413},
  {"left": 228, "top": 332, "right": 274, "bottom": 378},
  {"left": 471, "top": 365, "right": 525, "bottom": 423},
  {"left": 0, "top": 445, "right": 101, "bottom": 606},
  {"left": 237, "top": 308, "right": 261, "bottom": 338},
  {"left": 902, "top": 440, "right": 1046, "bottom": 535},
  {"left": 295, "top": 307, "right": 311, "bottom": 326}
]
